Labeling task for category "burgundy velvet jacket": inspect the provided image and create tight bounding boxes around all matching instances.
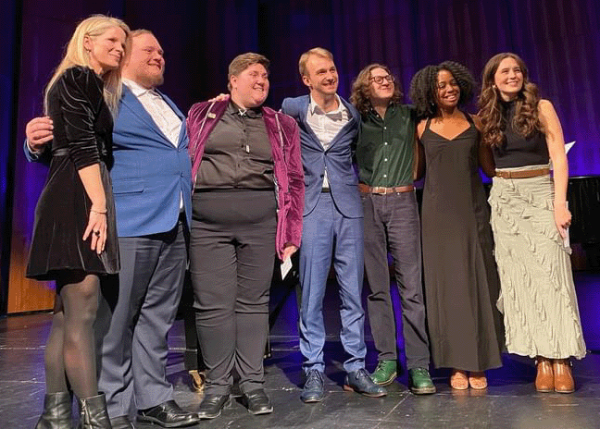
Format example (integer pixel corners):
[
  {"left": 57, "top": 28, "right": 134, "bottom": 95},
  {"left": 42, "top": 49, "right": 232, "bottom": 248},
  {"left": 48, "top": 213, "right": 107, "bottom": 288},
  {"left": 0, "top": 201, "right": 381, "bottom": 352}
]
[{"left": 187, "top": 99, "right": 304, "bottom": 259}]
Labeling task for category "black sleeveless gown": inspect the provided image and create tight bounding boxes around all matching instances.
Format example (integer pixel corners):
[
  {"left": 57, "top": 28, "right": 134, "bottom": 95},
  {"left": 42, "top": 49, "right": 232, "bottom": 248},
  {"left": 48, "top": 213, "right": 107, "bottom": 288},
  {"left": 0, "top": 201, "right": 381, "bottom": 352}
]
[{"left": 420, "top": 113, "right": 503, "bottom": 371}]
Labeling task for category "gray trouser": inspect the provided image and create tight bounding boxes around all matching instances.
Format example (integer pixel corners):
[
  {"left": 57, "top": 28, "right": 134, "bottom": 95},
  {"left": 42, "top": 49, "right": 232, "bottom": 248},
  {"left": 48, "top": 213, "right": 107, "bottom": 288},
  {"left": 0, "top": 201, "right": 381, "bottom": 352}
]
[
  {"left": 362, "top": 191, "right": 431, "bottom": 369},
  {"left": 97, "top": 220, "right": 187, "bottom": 418}
]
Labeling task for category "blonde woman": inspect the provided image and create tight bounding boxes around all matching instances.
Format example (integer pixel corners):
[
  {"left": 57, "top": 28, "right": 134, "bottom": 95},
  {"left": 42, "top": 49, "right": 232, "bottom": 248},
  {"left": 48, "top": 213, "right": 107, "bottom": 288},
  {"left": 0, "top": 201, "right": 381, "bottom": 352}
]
[
  {"left": 26, "top": 15, "right": 128, "bottom": 428},
  {"left": 479, "top": 53, "right": 586, "bottom": 393}
]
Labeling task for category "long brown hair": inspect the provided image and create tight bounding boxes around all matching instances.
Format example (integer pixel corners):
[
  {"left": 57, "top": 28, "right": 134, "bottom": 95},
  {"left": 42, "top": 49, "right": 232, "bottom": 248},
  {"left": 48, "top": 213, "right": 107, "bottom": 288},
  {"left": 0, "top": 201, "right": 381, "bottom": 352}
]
[
  {"left": 478, "top": 53, "right": 541, "bottom": 147},
  {"left": 350, "top": 63, "right": 402, "bottom": 116}
]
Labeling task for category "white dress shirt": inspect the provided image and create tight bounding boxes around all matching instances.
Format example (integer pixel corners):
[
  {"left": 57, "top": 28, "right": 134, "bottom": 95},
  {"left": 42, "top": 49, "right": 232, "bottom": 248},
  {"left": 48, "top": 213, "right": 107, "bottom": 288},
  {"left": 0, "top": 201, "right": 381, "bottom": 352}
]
[
  {"left": 123, "top": 79, "right": 182, "bottom": 147},
  {"left": 306, "top": 94, "right": 350, "bottom": 188},
  {"left": 123, "top": 79, "right": 184, "bottom": 209}
]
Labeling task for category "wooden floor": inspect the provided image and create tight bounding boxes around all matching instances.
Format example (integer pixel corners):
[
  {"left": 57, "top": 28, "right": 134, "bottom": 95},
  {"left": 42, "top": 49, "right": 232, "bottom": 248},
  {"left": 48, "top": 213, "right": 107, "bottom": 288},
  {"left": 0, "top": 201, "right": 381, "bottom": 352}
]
[{"left": 1, "top": 272, "right": 599, "bottom": 429}]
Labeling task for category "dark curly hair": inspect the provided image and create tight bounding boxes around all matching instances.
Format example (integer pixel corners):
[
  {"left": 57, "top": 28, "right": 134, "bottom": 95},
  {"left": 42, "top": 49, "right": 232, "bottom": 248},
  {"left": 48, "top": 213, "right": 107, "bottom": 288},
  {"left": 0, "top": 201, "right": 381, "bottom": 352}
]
[
  {"left": 350, "top": 63, "right": 403, "bottom": 116},
  {"left": 409, "top": 61, "right": 475, "bottom": 119},
  {"left": 478, "top": 52, "right": 541, "bottom": 147}
]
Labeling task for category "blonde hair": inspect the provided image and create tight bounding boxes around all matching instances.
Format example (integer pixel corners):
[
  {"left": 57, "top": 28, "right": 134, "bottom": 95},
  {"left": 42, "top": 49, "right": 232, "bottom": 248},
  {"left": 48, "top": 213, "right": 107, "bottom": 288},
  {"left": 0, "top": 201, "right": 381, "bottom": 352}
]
[
  {"left": 227, "top": 52, "right": 270, "bottom": 91},
  {"left": 45, "top": 15, "right": 130, "bottom": 115},
  {"left": 298, "top": 47, "right": 333, "bottom": 77}
]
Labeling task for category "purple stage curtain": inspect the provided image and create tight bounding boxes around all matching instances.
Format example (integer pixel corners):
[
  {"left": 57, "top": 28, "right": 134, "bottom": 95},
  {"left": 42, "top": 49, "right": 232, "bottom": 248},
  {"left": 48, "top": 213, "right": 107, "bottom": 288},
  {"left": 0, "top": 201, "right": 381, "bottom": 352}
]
[
  {"left": 261, "top": 0, "right": 600, "bottom": 176},
  {"left": 3, "top": 0, "right": 600, "bottom": 313}
]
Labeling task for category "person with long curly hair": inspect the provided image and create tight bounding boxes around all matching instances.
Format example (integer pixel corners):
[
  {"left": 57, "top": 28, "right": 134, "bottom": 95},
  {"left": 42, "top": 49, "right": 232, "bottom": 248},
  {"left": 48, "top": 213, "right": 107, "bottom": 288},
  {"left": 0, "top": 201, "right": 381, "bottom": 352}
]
[
  {"left": 26, "top": 15, "right": 128, "bottom": 428},
  {"left": 410, "top": 61, "right": 504, "bottom": 390},
  {"left": 479, "top": 52, "right": 586, "bottom": 393},
  {"left": 350, "top": 64, "right": 435, "bottom": 394}
]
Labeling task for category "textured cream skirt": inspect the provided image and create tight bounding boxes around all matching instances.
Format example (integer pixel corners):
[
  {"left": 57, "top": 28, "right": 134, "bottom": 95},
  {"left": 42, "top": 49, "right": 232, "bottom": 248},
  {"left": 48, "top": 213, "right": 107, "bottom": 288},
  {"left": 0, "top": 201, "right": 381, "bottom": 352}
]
[{"left": 489, "top": 165, "right": 586, "bottom": 359}]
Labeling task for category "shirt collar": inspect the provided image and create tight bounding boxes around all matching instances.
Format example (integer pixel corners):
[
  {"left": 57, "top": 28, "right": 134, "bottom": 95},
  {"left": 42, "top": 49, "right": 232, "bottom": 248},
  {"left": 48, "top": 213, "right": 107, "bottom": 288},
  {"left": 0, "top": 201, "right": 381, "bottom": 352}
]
[
  {"left": 309, "top": 94, "right": 345, "bottom": 115},
  {"left": 228, "top": 100, "right": 263, "bottom": 118},
  {"left": 123, "top": 78, "right": 157, "bottom": 97},
  {"left": 368, "top": 101, "right": 396, "bottom": 119}
]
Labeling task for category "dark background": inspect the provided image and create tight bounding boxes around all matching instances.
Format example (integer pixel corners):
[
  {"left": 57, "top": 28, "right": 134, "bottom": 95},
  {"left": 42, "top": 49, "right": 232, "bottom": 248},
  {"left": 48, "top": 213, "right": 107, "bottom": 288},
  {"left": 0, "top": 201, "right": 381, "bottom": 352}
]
[{"left": 1, "top": 0, "right": 599, "bottom": 314}]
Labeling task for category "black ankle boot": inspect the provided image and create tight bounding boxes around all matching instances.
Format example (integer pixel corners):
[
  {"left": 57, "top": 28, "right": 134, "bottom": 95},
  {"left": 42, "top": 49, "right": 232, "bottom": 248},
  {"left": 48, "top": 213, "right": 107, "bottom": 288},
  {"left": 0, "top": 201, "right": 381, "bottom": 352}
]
[
  {"left": 77, "top": 394, "right": 112, "bottom": 429},
  {"left": 35, "top": 392, "right": 73, "bottom": 429}
]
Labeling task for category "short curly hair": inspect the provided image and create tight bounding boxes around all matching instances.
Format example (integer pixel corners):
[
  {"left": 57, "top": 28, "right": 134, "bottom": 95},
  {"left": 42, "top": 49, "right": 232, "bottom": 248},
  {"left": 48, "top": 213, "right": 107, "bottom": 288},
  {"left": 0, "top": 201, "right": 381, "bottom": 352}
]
[
  {"left": 409, "top": 61, "right": 475, "bottom": 119},
  {"left": 350, "top": 63, "right": 403, "bottom": 116}
]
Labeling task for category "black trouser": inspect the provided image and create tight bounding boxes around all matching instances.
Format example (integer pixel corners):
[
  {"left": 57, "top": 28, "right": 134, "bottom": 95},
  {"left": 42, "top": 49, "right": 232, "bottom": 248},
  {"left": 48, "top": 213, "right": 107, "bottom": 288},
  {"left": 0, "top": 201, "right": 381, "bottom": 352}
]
[
  {"left": 362, "top": 191, "right": 431, "bottom": 370},
  {"left": 190, "top": 190, "right": 277, "bottom": 395}
]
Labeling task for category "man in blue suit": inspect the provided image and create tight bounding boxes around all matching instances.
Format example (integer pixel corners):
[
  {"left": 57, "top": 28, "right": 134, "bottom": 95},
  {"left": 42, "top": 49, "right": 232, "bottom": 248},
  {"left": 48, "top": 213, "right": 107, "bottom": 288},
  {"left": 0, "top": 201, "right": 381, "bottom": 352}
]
[
  {"left": 281, "top": 48, "right": 386, "bottom": 403},
  {"left": 25, "top": 30, "right": 198, "bottom": 428}
]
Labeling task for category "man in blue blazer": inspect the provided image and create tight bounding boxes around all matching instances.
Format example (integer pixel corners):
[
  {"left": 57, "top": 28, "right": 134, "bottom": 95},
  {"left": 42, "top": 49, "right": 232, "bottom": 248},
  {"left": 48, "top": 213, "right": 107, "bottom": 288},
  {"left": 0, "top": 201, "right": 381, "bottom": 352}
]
[
  {"left": 25, "top": 30, "right": 198, "bottom": 429},
  {"left": 281, "top": 48, "right": 386, "bottom": 403}
]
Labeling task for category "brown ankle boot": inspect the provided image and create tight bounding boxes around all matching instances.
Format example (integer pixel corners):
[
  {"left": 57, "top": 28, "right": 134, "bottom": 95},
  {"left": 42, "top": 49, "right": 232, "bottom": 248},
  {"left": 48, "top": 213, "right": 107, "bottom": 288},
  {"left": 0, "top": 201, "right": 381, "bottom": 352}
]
[
  {"left": 535, "top": 357, "right": 554, "bottom": 392},
  {"left": 553, "top": 359, "right": 575, "bottom": 394}
]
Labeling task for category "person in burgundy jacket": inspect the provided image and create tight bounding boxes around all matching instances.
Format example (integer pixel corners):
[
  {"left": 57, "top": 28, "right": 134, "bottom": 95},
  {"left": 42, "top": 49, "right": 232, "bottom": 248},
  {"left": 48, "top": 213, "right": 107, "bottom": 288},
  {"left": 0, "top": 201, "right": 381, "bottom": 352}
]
[{"left": 186, "top": 52, "right": 304, "bottom": 420}]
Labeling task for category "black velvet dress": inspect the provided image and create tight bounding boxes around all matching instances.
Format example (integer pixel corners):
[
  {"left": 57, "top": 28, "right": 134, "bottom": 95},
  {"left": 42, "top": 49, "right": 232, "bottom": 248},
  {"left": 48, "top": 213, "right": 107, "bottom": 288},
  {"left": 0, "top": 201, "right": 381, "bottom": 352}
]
[{"left": 27, "top": 66, "right": 120, "bottom": 281}]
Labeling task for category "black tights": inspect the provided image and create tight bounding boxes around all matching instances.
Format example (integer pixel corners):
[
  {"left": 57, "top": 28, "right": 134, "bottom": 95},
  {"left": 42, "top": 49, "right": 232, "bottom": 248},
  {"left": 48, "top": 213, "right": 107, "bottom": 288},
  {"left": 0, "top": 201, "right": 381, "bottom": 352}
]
[{"left": 44, "top": 271, "right": 100, "bottom": 399}]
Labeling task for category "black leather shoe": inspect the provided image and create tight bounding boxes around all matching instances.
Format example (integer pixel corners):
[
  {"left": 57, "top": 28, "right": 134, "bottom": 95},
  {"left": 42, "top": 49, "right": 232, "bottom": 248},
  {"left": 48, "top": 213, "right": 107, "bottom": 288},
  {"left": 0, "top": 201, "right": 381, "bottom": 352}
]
[
  {"left": 242, "top": 389, "right": 273, "bottom": 415},
  {"left": 197, "top": 394, "right": 230, "bottom": 420},
  {"left": 137, "top": 400, "right": 199, "bottom": 428},
  {"left": 110, "top": 415, "right": 134, "bottom": 429},
  {"left": 300, "top": 369, "right": 325, "bottom": 403},
  {"left": 344, "top": 368, "right": 387, "bottom": 398}
]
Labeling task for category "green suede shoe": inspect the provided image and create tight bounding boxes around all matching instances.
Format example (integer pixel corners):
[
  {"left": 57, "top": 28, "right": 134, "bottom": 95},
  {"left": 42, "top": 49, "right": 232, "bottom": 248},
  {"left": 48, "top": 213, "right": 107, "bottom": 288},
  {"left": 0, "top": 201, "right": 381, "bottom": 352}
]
[
  {"left": 370, "top": 360, "right": 397, "bottom": 386},
  {"left": 408, "top": 367, "right": 436, "bottom": 394}
]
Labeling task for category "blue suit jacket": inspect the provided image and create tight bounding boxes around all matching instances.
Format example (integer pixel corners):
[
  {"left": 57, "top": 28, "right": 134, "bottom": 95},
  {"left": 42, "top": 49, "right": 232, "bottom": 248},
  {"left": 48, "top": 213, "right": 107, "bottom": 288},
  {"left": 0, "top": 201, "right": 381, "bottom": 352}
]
[
  {"left": 281, "top": 95, "right": 362, "bottom": 218},
  {"left": 25, "top": 85, "right": 192, "bottom": 238},
  {"left": 111, "top": 85, "right": 191, "bottom": 237}
]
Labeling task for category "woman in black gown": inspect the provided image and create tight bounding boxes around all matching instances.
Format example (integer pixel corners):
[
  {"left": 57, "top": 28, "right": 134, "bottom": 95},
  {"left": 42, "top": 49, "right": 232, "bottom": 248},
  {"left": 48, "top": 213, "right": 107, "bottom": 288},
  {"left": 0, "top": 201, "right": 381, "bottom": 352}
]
[
  {"left": 409, "top": 61, "right": 504, "bottom": 390},
  {"left": 26, "top": 15, "right": 128, "bottom": 429}
]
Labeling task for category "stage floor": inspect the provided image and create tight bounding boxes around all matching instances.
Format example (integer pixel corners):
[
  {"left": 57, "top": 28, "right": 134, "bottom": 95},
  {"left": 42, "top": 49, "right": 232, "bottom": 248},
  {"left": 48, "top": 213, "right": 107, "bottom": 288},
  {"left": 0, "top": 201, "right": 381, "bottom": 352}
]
[{"left": 1, "top": 272, "right": 599, "bottom": 429}]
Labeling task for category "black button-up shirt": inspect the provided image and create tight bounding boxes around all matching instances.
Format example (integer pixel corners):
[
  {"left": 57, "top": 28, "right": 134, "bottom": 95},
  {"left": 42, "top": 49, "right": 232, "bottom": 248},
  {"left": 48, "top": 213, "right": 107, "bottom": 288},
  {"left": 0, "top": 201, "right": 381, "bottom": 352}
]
[{"left": 196, "top": 102, "right": 274, "bottom": 190}]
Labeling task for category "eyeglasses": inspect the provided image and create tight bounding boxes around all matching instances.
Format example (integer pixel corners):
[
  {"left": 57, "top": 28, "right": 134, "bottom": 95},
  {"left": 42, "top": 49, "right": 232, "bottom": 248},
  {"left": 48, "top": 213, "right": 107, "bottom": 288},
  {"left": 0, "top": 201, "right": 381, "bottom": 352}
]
[{"left": 370, "top": 75, "right": 394, "bottom": 84}]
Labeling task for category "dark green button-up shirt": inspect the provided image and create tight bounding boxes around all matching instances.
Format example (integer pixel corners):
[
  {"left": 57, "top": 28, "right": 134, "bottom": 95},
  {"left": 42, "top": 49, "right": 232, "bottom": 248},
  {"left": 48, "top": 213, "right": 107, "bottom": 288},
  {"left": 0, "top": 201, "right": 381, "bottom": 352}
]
[{"left": 356, "top": 103, "right": 416, "bottom": 187}]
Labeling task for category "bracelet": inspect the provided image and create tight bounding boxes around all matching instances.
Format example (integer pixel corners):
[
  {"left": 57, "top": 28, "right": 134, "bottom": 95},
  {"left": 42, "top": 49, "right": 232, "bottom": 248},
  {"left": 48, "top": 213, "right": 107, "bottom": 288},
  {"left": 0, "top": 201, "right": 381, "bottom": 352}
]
[{"left": 91, "top": 208, "right": 107, "bottom": 215}]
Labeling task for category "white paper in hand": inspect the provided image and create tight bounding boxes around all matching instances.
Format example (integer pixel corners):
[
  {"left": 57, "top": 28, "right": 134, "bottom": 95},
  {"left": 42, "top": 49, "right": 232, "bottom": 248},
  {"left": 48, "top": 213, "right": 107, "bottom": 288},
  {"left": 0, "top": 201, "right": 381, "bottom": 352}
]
[{"left": 280, "top": 257, "right": 293, "bottom": 279}]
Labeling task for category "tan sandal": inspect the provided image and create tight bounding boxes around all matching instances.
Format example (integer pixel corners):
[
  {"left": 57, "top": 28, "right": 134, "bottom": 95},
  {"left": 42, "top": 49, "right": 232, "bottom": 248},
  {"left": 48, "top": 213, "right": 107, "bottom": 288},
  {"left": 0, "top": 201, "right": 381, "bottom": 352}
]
[
  {"left": 468, "top": 371, "right": 487, "bottom": 390},
  {"left": 450, "top": 369, "right": 469, "bottom": 390}
]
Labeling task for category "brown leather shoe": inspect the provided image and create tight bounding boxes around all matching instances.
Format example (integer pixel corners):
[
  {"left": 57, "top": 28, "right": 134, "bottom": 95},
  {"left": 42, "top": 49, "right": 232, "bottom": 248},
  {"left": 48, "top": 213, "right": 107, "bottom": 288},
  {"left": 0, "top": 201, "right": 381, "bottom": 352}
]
[
  {"left": 535, "top": 357, "right": 554, "bottom": 392},
  {"left": 450, "top": 369, "right": 468, "bottom": 390},
  {"left": 553, "top": 359, "right": 575, "bottom": 393}
]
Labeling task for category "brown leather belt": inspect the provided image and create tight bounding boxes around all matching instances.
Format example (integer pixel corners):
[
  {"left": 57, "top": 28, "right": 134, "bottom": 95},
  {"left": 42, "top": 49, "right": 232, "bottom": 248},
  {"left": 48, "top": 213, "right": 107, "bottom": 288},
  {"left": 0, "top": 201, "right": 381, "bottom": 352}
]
[
  {"left": 495, "top": 167, "right": 550, "bottom": 179},
  {"left": 358, "top": 183, "right": 414, "bottom": 194}
]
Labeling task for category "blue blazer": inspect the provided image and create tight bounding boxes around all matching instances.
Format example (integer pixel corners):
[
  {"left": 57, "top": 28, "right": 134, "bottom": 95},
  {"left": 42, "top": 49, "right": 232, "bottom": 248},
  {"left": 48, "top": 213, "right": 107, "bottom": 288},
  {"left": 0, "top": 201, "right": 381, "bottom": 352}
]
[
  {"left": 111, "top": 85, "right": 192, "bottom": 237},
  {"left": 281, "top": 95, "right": 362, "bottom": 218},
  {"left": 24, "top": 85, "right": 192, "bottom": 237}
]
